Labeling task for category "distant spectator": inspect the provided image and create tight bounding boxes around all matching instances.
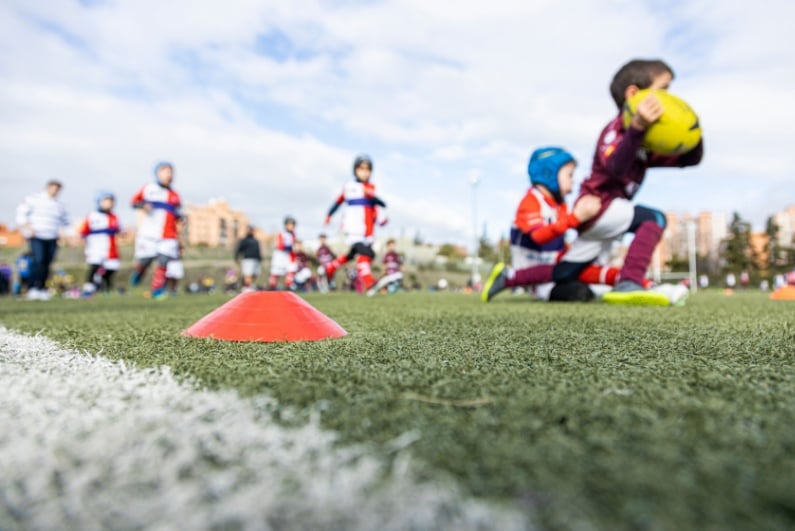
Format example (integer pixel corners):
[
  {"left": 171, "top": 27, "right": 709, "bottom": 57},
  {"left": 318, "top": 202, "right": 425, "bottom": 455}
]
[
  {"left": 13, "top": 252, "right": 33, "bottom": 296},
  {"left": 367, "top": 238, "right": 404, "bottom": 296},
  {"left": 740, "top": 270, "right": 750, "bottom": 289},
  {"left": 0, "top": 262, "right": 11, "bottom": 295},
  {"left": 15, "top": 179, "right": 70, "bottom": 301},
  {"left": 725, "top": 272, "right": 736, "bottom": 289},
  {"left": 698, "top": 274, "right": 709, "bottom": 290},
  {"left": 224, "top": 268, "right": 239, "bottom": 293},
  {"left": 292, "top": 241, "right": 314, "bottom": 292},
  {"left": 315, "top": 233, "right": 336, "bottom": 293},
  {"left": 165, "top": 243, "right": 185, "bottom": 296},
  {"left": 269, "top": 215, "right": 298, "bottom": 290},
  {"left": 235, "top": 225, "right": 261, "bottom": 291}
]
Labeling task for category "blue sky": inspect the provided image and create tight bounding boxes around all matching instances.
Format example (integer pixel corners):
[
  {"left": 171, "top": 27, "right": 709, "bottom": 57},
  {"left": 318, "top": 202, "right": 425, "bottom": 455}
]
[{"left": 1, "top": 0, "right": 793, "bottom": 248}]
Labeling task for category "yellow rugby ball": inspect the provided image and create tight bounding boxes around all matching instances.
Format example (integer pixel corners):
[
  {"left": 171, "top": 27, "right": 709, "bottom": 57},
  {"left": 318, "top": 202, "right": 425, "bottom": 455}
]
[{"left": 622, "top": 89, "right": 701, "bottom": 155}]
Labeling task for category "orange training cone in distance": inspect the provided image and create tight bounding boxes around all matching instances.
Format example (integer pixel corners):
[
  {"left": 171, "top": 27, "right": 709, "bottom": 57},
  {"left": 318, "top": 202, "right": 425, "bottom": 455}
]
[
  {"left": 770, "top": 285, "right": 795, "bottom": 301},
  {"left": 181, "top": 291, "right": 347, "bottom": 342}
]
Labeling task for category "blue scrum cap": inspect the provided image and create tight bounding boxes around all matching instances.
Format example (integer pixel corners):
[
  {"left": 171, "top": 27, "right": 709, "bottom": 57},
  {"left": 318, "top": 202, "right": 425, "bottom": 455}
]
[{"left": 527, "top": 147, "right": 575, "bottom": 198}]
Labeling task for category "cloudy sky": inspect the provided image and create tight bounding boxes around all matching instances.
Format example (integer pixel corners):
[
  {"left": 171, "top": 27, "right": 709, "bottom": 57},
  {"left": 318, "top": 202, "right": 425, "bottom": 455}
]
[{"left": 2, "top": 0, "right": 793, "bottom": 247}]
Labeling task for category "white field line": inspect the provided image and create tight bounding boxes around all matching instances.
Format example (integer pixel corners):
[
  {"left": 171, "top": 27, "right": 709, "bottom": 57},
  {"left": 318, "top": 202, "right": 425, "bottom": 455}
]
[{"left": 0, "top": 328, "right": 530, "bottom": 531}]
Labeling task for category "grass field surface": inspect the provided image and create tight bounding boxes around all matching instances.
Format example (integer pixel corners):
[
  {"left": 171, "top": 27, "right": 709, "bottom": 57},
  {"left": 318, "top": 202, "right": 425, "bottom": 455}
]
[{"left": 1, "top": 290, "right": 794, "bottom": 529}]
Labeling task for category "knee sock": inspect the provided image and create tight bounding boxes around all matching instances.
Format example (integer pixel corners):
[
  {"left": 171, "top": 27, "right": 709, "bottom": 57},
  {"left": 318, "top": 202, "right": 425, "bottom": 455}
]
[
  {"left": 577, "top": 265, "right": 619, "bottom": 286},
  {"left": 620, "top": 221, "right": 663, "bottom": 285},
  {"left": 504, "top": 264, "right": 554, "bottom": 288},
  {"left": 326, "top": 256, "right": 348, "bottom": 277},
  {"left": 151, "top": 265, "right": 167, "bottom": 292},
  {"left": 356, "top": 255, "right": 375, "bottom": 290}
]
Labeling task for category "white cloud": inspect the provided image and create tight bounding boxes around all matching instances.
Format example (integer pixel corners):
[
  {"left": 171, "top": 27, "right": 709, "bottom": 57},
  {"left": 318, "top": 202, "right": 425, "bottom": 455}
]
[{"left": 2, "top": 0, "right": 794, "bottom": 250}]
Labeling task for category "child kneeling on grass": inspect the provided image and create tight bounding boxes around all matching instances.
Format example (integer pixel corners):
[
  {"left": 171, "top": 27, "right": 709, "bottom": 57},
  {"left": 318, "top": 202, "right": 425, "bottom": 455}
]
[{"left": 482, "top": 147, "right": 621, "bottom": 302}]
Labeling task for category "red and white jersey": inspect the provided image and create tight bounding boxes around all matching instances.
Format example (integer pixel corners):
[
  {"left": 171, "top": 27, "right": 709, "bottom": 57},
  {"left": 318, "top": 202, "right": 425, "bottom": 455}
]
[
  {"left": 131, "top": 183, "right": 181, "bottom": 240},
  {"left": 275, "top": 229, "right": 296, "bottom": 254},
  {"left": 78, "top": 210, "right": 121, "bottom": 265},
  {"left": 510, "top": 187, "right": 571, "bottom": 265},
  {"left": 330, "top": 181, "right": 382, "bottom": 244}
]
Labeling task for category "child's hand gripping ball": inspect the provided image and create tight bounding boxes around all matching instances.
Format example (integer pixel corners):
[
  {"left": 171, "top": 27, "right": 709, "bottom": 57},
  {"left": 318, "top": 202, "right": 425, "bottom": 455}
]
[{"left": 622, "top": 89, "right": 701, "bottom": 155}]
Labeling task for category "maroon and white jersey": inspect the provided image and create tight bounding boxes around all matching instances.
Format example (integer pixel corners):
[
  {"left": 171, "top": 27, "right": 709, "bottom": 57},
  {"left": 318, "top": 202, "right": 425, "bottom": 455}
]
[
  {"left": 578, "top": 114, "right": 703, "bottom": 231},
  {"left": 316, "top": 244, "right": 335, "bottom": 266},
  {"left": 294, "top": 251, "right": 310, "bottom": 271},
  {"left": 383, "top": 250, "right": 403, "bottom": 275}
]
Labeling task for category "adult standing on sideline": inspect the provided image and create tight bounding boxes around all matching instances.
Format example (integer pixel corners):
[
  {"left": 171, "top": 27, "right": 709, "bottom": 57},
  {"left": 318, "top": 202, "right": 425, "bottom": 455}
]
[
  {"left": 235, "top": 225, "right": 262, "bottom": 291},
  {"left": 15, "top": 179, "right": 70, "bottom": 300}
]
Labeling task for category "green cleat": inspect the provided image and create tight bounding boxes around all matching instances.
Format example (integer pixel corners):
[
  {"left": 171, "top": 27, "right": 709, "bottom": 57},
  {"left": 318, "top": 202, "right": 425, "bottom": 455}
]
[
  {"left": 603, "top": 280, "right": 670, "bottom": 306},
  {"left": 481, "top": 263, "right": 508, "bottom": 302}
]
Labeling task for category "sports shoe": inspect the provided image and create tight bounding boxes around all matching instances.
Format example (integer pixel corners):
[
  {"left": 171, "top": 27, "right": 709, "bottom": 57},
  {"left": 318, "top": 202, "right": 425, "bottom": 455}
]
[
  {"left": 316, "top": 266, "right": 329, "bottom": 294},
  {"left": 648, "top": 283, "right": 689, "bottom": 307},
  {"left": 150, "top": 287, "right": 168, "bottom": 300},
  {"left": 481, "top": 263, "right": 508, "bottom": 302},
  {"left": 26, "top": 288, "right": 41, "bottom": 301},
  {"left": 603, "top": 280, "right": 670, "bottom": 306}
]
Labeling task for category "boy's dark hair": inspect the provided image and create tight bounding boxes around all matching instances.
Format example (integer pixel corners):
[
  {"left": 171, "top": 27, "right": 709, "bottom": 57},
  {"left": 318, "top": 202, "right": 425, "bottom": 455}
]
[
  {"left": 386, "top": 238, "right": 396, "bottom": 245},
  {"left": 609, "top": 59, "right": 674, "bottom": 108}
]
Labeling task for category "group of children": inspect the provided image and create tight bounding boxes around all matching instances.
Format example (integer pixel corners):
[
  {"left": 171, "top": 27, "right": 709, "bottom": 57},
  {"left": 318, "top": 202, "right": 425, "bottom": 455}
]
[
  {"left": 19, "top": 57, "right": 703, "bottom": 305},
  {"left": 262, "top": 153, "right": 403, "bottom": 295}
]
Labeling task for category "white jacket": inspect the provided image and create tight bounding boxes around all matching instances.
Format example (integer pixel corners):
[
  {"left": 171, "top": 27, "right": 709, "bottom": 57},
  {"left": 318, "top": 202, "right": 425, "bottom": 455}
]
[{"left": 16, "top": 191, "right": 70, "bottom": 240}]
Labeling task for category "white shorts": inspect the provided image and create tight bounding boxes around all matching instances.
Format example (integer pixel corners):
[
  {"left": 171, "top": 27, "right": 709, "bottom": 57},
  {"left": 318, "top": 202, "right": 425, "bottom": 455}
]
[
  {"left": 134, "top": 236, "right": 158, "bottom": 260},
  {"left": 562, "top": 198, "right": 634, "bottom": 264},
  {"left": 344, "top": 233, "right": 373, "bottom": 247},
  {"left": 135, "top": 237, "right": 179, "bottom": 260},
  {"left": 294, "top": 267, "right": 312, "bottom": 284},
  {"left": 166, "top": 259, "right": 184, "bottom": 280},
  {"left": 270, "top": 250, "right": 297, "bottom": 276},
  {"left": 240, "top": 258, "right": 261, "bottom": 277},
  {"left": 510, "top": 245, "right": 558, "bottom": 270},
  {"left": 87, "top": 258, "right": 121, "bottom": 271}
]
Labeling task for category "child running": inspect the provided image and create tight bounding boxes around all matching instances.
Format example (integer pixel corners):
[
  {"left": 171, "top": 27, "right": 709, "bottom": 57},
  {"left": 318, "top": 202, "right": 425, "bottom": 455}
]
[
  {"left": 130, "top": 162, "right": 183, "bottom": 299},
  {"left": 319, "top": 154, "right": 387, "bottom": 293}
]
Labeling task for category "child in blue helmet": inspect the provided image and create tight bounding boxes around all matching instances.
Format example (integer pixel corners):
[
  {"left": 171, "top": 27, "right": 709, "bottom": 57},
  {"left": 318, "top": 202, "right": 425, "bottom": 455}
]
[
  {"left": 482, "top": 147, "right": 621, "bottom": 302},
  {"left": 130, "top": 162, "right": 183, "bottom": 298},
  {"left": 77, "top": 191, "right": 122, "bottom": 296}
]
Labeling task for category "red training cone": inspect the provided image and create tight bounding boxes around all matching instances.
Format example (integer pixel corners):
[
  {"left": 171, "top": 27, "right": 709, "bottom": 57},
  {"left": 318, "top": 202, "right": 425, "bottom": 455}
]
[{"left": 181, "top": 291, "right": 347, "bottom": 342}]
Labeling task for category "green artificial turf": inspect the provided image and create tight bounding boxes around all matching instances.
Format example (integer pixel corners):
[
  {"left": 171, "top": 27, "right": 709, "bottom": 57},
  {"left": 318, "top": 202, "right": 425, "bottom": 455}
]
[{"left": 2, "top": 290, "right": 794, "bottom": 529}]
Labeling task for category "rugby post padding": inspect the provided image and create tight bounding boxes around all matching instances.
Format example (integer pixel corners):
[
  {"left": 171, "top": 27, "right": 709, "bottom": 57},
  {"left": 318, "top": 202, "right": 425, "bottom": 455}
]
[{"left": 182, "top": 291, "right": 347, "bottom": 342}]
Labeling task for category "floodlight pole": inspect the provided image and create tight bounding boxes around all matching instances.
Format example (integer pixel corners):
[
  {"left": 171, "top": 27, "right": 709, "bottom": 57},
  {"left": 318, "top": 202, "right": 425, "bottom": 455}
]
[{"left": 469, "top": 172, "right": 480, "bottom": 286}]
